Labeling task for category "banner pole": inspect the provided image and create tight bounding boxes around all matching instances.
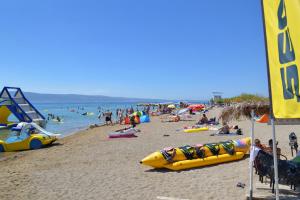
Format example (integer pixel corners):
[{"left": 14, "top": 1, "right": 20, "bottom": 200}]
[
  {"left": 271, "top": 117, "right": 279, "bottom": 200},
  {"left": 249, "top": 110, "right": 255, "bottom": 200}
]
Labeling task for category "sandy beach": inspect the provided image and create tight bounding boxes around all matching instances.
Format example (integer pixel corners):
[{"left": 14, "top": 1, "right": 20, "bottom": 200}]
[
  {"left": 2, "top": 0, "right": 300, "bottom": 199},
  {"left": 0, "top": 107, "right": 300, "bottom": 200}
]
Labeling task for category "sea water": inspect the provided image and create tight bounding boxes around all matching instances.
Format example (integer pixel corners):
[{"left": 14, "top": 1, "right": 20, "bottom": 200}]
[
  {"left": 0, "top": 102, "right": 139, "bottom": 140},
  {"left": 0, "top": 101, "right": 208, "bottom": 140}
]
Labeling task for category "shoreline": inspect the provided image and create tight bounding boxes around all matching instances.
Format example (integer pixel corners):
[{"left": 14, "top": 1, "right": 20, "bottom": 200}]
[{"left": 1, "top": 107, "right": 300, "bottom": 200}]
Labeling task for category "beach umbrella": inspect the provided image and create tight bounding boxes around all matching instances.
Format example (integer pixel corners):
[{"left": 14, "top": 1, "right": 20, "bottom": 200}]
[
  {"left": 188, "top": 104, "right": 204, "bottom": 111},
  {"left": 167, "top": 104, "right": 175, "bottom": 109},
  {"left": 177, "top": 108, "right": 189, "bottom": 115}
]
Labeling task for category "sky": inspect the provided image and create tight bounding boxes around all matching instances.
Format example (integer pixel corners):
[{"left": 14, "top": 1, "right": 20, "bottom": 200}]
[{"left": 0, "top": 0, "right": 268, "bottom": 100}]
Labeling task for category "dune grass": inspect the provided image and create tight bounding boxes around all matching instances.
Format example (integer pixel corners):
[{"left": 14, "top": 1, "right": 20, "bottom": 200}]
[{"left": 223, "top": 93, "right": 269, "bottom": 104}]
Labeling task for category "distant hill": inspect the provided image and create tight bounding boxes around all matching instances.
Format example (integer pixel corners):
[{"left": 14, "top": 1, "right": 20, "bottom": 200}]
[{"left": 23, "top": 92, "right": 167, "bottom": 103}]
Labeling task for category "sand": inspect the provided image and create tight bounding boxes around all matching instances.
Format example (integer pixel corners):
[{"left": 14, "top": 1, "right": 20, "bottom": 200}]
[{"left": 0, "top": 107, "right": 300, "bottom": 200}]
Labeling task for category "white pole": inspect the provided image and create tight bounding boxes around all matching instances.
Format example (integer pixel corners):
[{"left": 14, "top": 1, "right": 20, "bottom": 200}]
[
  {"left": 271, "top": 117, "right": 279, "bottom": 200},
  {"left": 249, "top": 110, "right": 255, "bottom": 200}
]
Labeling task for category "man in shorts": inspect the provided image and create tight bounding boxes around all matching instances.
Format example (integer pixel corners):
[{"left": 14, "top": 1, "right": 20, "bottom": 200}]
[{"left": 103, "top": 110, "right": 113, "bottom": 125}]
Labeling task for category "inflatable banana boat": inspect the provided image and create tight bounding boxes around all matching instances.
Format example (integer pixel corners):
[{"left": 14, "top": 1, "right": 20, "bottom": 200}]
[{"left": 140, "top": 137, "right": 251, "bottom": 170}]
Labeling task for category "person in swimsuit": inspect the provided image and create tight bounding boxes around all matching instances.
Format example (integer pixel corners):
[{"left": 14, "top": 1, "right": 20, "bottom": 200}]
[
  {"left": 217, "top": 122, "right": 231, "bottom": 134},
  {"left": 198, "top": 114, "right": 209, "bottom": 124},
  {"left": 118, "top": 109, "right": 123, "bottom": 125},
  {"left": 103, "top": 110, "right": 112, "bottom": 125}
]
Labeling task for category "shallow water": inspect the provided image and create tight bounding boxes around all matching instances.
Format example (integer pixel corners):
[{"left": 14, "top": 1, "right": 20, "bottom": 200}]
[
  {"left": 0, "top": 101, "right": 208, "bottom": 139},
  {"left": 0, "top": 102, "right": 139, "bottom": 138}
]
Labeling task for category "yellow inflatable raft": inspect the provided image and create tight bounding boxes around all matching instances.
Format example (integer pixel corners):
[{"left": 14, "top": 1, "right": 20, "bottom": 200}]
[
  {"left": 184, "top": 127, "right": 209, "bottom": 133},
  {"left": 140, "top": 138, "right": 250, "bottom": 170}
]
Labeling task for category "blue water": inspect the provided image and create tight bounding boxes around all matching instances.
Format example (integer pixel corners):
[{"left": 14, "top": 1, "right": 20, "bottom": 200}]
[
  {"left": 0, "top": 101, "right": 208, "bottom": 139},
  {"left": 36, "top": 102, "right": 140, "bottom": 135},
  {"left": 0, "top": 102, "right": 139, "bottom": 139}
]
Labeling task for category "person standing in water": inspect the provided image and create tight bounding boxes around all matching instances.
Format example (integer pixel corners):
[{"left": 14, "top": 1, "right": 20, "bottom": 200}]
[
  {"left": 103, "top": 110, "right": 113, "bottom": 126},
  {"left": 118, "top": 109, "right": 123, "bottom": 124},
  {"left": 130, "top": 107, "right": 134, "bottom": 114}
]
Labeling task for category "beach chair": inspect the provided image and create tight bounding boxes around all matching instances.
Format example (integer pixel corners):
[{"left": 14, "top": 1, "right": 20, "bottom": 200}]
[{"left": 253, "top": 150, "right": 300, "bottom": 193}]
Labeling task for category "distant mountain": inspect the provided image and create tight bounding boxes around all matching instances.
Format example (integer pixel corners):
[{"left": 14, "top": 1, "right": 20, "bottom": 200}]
[{"left": 23, "top": 92, "right": 167, "bottom": 103}]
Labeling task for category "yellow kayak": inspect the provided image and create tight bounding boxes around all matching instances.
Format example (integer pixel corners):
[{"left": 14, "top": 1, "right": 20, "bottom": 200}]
[
  {"left": 140, "top": 138, "right": 250, "bottom": 170},
  {"left": 184, "top": 127, "right": 209, "bottom": 133}
]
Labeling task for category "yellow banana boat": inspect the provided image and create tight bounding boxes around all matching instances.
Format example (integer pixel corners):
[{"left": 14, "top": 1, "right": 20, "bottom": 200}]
[
  {"left": 184, "top": 127, "right": 209, "bottom": 133},
  {"left": 164, "top": 152, "right": 245, "bottom": 170},
  {"left": 140, "top": 138, "right": 250, "bottom": 170}
]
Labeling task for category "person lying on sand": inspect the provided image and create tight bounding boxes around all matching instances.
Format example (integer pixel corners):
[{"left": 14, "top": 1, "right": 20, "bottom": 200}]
[
  {"left": 161, "top": 115, "right": 180, "bottom": 123},
  {"left": 215, "top": 122, "right": 242, "bottom": 135}
]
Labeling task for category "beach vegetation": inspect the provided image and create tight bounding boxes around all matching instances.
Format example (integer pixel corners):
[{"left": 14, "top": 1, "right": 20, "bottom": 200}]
[{"left": 223, "top": 93, "right": 269, "bottom": 104}]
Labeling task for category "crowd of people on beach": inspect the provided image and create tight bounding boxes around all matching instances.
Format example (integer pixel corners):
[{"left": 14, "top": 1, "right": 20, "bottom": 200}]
[
  {"left": 97, "top": 106, "right": 152, "bottom": 126},
  {"left": 47, "top": 105, "right": 154, "bottom": 126},
  {"left": 55, "top": 103, "right": 216, "bottom": 128},
  {"left": 17, "top": 101, "right": 300, "bottom": 197}
]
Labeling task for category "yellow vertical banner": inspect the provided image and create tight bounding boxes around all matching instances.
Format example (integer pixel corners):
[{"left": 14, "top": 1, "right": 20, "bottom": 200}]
[{"left": 262, "top": 0, "right": 300, "bottom": 120}]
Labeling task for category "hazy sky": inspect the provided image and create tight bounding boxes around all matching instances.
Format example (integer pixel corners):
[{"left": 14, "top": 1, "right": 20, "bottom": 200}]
[{"left": 0, "top": 0, "right": 268, "bottom": 100}]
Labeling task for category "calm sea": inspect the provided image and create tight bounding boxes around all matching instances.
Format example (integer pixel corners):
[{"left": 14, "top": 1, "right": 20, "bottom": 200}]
[
  {"left": 0, "top": 102, "right": 140, "bottom": 140},
  {"left": 0, "top": 101, "right": 208, "bottom": 140}
]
